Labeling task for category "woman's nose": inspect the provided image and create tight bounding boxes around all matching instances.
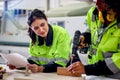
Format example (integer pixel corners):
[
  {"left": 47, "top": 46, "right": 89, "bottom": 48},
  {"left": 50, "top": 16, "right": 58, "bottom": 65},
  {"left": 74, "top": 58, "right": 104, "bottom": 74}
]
[{"left": 38, "top": 27, "right": 44, "bottom": 32}]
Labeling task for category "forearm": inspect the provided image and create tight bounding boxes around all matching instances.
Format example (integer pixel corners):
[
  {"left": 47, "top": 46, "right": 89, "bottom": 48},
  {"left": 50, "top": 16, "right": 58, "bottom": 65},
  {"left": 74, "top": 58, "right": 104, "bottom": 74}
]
[
  {"left": 27, "top": 59, "right": 62, "bottom": 72},
  {"left": 85, "top": 60, "right": 113, "bottom": 75}
]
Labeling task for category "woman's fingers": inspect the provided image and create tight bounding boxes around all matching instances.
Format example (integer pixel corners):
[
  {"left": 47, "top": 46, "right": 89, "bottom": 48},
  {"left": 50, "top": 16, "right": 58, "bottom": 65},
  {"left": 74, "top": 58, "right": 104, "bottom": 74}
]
[{"left": 7, "top": 64, "right": 16, "bottom": 69}]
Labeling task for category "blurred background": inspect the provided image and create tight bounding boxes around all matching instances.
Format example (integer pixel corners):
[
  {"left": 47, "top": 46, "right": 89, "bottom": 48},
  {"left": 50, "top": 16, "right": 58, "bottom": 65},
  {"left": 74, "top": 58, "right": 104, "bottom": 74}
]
[{"left": 0, "top": 0, "right": 94, "bottom": 64}]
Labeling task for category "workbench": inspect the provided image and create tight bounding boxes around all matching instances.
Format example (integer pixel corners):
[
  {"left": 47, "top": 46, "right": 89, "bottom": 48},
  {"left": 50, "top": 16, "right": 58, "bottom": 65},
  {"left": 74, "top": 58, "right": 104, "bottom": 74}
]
[{"left": 1, "top": 65, "right": 119, "bottom": 80}]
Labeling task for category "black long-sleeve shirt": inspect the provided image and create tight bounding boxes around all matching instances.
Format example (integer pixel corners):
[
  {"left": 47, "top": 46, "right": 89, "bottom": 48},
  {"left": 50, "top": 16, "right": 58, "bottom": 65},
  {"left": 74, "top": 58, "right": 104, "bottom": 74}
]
[
  {"left": 85, "top": 60, "right": 113, "bottom": 76},
  {"left": 27, "top": 59, "right": 62, "bottom": 72}
]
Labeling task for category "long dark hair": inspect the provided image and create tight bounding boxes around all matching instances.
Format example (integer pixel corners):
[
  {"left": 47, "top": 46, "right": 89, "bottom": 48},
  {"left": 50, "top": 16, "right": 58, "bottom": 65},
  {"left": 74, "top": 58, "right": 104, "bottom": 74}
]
[{"left": 27, "top": 9, "right": 47, "bottom": 45}]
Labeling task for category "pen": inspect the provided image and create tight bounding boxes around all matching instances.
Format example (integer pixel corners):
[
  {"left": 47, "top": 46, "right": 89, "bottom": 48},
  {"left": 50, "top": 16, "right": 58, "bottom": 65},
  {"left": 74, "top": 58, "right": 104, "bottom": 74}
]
[{"left": 70, "top": 54, "right": 75, "bottom": 65}]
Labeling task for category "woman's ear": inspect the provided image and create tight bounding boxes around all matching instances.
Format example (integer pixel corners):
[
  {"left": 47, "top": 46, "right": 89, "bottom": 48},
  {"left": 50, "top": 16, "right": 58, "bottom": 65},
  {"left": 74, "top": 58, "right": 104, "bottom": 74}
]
[{"left": 106, "top": 9, "right": 116, "bottom": 22}]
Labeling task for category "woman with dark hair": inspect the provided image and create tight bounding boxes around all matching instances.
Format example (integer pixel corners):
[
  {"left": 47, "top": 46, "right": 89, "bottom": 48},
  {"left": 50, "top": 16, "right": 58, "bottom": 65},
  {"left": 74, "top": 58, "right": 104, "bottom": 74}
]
[
  {"left": 67, "top": 0, "right": 120, "bottom": 79},
  {"left": 8, "top": 9, "right": 72, "bottom": 73},
  {"left": 27, "top": 9, "right": 72, "bottom": 73}
]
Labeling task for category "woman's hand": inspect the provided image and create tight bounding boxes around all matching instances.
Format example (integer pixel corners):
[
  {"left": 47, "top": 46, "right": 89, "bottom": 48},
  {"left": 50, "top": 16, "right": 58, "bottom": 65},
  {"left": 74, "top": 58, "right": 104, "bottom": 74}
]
[
  {"left": 79, "top": 35, "right": 85, "bottom": 48},
  {"left": 7, "top": 64, "right": 16, "bottom": 70},
  {"left": 67, "top": 61, "right": 85, "bottom": 76},
  {"left": 27, "top": 64, "right": 44, "bottom": 73}
]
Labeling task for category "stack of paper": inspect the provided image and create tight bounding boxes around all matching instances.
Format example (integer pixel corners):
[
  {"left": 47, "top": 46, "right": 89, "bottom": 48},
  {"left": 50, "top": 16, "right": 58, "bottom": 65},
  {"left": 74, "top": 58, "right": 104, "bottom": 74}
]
[{"left": 0, "top": 53, "right": 29, "bottom": 68}]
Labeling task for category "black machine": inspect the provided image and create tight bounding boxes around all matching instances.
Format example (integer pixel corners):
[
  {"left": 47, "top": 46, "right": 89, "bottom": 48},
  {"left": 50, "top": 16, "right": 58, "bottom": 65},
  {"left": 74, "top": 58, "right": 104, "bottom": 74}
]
[{"left": 66, "top": 30, "right": 81, "bottom": 66}]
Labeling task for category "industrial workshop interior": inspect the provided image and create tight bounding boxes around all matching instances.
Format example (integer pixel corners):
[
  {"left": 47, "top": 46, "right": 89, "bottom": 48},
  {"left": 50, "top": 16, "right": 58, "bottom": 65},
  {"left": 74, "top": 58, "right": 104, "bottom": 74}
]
[{"left": 0, "top": 0, "right": 120, "bottom": 80}]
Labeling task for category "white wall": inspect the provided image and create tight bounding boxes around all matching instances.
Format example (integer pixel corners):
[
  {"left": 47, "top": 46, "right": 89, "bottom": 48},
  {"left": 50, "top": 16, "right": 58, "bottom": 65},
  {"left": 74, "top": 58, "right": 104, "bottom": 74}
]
[
  {"left": 48, "top": 16, "right": 87, "bottom": 38},
  {"left": 0, "top": 1, "right": 4, "bottom": 10},
  {"left": 0, "top": 45, "right": 29, "bottom": 58},
  {"left": 7, "top": 0, "right": 83, "bottom": 11},
  {"left": 50, "top": 0, "right": 60, "bottom": 9},
  {"left": 8, "top": 0, "right": 46, "bottom": 10}
]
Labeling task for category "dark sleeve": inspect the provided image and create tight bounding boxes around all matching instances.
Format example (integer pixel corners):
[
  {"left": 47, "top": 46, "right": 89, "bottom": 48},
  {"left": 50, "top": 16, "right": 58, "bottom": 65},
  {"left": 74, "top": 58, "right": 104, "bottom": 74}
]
[
  {"left": 43, "top": 62, "right": 62, "bottom": 73},
  {"left": 84, "top": 60, "right": 113, "bottom": 76},
  {"left": 81, "top": 32, "right": 91, "bottom": 45},
  {"left": 27, "top": 59, "right": 37, "bottom": 64},
  {"left": 27, "top": 59, "right": 62, "bottom": 72}
]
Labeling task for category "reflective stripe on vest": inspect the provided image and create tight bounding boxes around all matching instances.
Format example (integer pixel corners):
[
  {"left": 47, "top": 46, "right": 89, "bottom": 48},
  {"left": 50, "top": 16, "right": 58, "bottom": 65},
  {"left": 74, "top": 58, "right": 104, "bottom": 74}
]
[
  {"left": 92, "top": 48, "right": 97, "bottom": 55},
  {"left": 88, "top": 48, "right": 97, "bottom": 59},
  {"left": 102, "top": 52, "right": 114, "bottom": 58},
  {"left": 89, "top": 48, "right": 97, "bottom": 55},
  {"left": 29, "top": 56, "right": 68, "bottom": 64},
  {"left": 105, "top": 58, "right": 120, "bottom": 74}
]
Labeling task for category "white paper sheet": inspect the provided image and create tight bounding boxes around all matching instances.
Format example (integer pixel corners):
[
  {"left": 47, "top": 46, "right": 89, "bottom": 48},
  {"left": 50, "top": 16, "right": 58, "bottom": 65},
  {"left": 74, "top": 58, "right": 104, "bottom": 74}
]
[{"left": 0, "top": 53, "right": 29, "bottom": 68}]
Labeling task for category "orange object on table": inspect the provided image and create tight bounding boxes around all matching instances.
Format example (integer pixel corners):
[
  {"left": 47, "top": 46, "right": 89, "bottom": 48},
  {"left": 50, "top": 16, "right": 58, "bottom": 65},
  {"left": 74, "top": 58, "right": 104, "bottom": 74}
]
[{"left": 57, "top": 67, "right": 81, "bottom": 77}]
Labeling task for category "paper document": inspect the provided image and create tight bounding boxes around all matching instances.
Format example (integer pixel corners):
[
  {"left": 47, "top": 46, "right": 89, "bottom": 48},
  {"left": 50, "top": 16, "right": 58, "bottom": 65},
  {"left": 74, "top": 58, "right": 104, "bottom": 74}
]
[{"left": 0, "top": 53, "right": 29, "bottom": 68}]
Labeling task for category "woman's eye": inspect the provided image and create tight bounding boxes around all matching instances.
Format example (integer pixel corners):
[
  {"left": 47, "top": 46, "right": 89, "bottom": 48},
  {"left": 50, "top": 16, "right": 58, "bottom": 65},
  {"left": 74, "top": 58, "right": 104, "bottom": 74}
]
[
  {"left": 34, "top": 27, "right": 39, "bottom": 30},
  {"left": 40, "top": 23, "right": 45, "bottom": 27}
]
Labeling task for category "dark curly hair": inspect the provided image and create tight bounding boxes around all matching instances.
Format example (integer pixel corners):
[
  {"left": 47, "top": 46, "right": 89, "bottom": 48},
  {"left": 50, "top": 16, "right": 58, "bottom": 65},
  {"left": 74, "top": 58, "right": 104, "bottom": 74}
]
[
  {"left": 96, "top": 0, "right": 120, "bottom": 23},
  {"left": 27, "top": 9, "right": 47, "bottom": 45}
]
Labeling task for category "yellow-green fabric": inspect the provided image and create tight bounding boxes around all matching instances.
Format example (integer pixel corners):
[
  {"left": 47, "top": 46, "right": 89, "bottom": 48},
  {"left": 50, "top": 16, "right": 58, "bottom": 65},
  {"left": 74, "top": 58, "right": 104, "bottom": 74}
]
[
  {"left": 86, "top": 6, "right": 102, "bottom": 64},
  {"left": 86, "top": 6, "right": 120, "bottom": 72},
  {"left": 28, "top": 25, "right": 72, "bottom": 67}
]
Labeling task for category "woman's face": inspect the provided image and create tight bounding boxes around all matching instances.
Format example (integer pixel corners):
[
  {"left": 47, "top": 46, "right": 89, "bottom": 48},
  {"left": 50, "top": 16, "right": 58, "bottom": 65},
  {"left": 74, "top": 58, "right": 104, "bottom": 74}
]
[{"left": 31, "top": 18, "right": 49, "bottom": 38}]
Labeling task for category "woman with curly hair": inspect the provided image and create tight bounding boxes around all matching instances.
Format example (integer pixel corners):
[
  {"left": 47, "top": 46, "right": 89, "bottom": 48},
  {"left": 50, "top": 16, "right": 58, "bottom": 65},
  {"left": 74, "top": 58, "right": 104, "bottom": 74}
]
[{"left": 67, "top": 0, "right": 120, "bottom": 79}]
